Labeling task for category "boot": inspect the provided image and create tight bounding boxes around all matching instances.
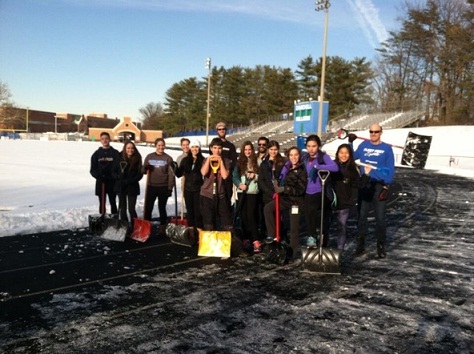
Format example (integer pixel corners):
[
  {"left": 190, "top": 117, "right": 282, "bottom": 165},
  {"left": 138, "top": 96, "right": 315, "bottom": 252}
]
[
  {"left": 377, "top": 241, "right": 386, "bottom": 258},
  {"left": 158, "top": 224, "right": 167, "bottom": 237},
  {"left": 354, "top": 234, "right": 365, "bottom": 256}
]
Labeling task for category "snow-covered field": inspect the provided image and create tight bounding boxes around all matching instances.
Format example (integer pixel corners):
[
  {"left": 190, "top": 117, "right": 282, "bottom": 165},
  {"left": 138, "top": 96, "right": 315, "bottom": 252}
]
[{"left": 0, "top": 126, "right": 473, "bottom": 238}]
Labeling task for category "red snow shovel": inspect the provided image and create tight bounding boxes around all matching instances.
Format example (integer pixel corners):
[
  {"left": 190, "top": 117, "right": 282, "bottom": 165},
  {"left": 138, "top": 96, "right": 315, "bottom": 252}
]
[
  {"left": 130, "top": 170, "right": 151, "bottom": 242},
  {"left": 301, "top": 170, "right": 341, "bottom": 274},
  {"left": 264, "top": 192, "right": 289, "bottom": 265}
]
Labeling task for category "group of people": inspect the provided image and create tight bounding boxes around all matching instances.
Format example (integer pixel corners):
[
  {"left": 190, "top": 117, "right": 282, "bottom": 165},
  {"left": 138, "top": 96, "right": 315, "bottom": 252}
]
[{"left": 90, "top": 122, "right": 395, "bottom": 260}]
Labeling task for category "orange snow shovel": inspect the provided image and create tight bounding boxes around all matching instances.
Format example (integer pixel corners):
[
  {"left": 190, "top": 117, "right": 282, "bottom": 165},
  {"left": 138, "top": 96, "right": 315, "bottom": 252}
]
[{"left": 130, "top": 170, "right": 151, "bottom": 242}]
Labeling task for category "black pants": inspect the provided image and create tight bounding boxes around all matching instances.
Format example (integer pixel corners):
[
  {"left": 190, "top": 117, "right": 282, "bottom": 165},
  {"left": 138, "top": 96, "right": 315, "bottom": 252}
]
[
  {"left": 201, "top": 195, "right": 232, "bottom": 231},
  {"left": 184, "top": 189, "right": 203, "bottom": 228},
  {"left": 144, "top": 185, "right": 169, "bottom": 224},
  {"left": 98, "top": 192, "right": 117, "bottom": 215},
  {"left": 118, "top": 192, "right": 137, "bottom": 223},
  {"left": 304, "top": 192, "right": 331, "bottom": 246},
  {"left": 237, "top": 193, "right": 259, "bottom": 242}
]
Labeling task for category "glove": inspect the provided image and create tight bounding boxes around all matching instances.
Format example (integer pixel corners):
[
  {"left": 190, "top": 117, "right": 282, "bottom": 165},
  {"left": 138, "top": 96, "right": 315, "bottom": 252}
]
[
  {"left": 144, "top": 164, "right": 154, "bottom": 172},
  {"left": 167, "top": 189, "right": 173, "bottom": 197},
  {"left": 378, "top": 185, "right": 389, "bottom": 201},
  {"left": 171, "top": 161, "right": 178, "bottom": 173},
  {"left": 348, "top": 133, "right": 357, "bottom": 143},
  {"left": 275, "top": 186, "right": 285, "bottom": 194}
]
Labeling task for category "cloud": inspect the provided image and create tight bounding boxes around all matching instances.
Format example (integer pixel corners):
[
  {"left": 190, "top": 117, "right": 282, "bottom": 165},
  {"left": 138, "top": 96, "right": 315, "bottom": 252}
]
[
  {"left": 74, "top": 0, "right": 314, "bottom": 25},
  {"left": 344, "top": 0, "right": 389, "bottom": 48}
]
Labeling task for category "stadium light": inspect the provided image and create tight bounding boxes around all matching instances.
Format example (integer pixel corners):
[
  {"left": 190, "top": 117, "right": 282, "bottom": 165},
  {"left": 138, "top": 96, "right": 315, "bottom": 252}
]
[
  {"left": 315, "top": 0, "right": 330, "bottom": 137},
  {"left": 205, "top": 57, "right": 211, "bottom": 146}
]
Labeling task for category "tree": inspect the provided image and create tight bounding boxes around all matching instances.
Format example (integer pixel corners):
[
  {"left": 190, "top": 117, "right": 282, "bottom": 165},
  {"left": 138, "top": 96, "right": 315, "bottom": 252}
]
[
  {"left": 139, "top": 102, "right": 164, "bottom": 130},
  {"left": 374, "top": 0, "right": 474, "bottom": 124}
]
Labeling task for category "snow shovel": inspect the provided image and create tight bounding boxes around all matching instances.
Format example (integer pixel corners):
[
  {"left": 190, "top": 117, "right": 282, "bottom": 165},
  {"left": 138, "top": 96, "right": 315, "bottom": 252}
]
[
  {"left": 301, "top": 170, "right": 341, "bottom": 274},
  {"left": 337, "top": 128, "right": 405, "bottom": 150},
  {"left": 130, "top": 170, "right": 151, "bottom": 242},
  {"left": 166, "top": 179, "right": 195, "bottom": 247},
  {"left": 101, "top": 161, "right": 129, "bottom": 242},
  {"left": 88, "top": 182, "right": 106, "bottom": 235},
  {"left": 264, "top": 193, "right": 289, "bottom": 265}
]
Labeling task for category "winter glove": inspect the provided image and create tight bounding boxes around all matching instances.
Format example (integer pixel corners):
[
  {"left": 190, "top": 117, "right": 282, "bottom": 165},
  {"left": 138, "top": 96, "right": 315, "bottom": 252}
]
[
  {"left": 378, "top": 185, "right": 389, "bottom": 201},
  {"left": 348, "top": 133, "right": 357, "bottom": 143},
  {"left": 171, "top": 161, "right": 178, "bottom": 173},
  {"left": 167, "top": 189, "right": 173, "bottom": 197},
  {"left": 275, "top": 186, "right": 285, "bottom": 194},
  {"left": 144, "top": 164, "right": 154, "bottom": 172}
]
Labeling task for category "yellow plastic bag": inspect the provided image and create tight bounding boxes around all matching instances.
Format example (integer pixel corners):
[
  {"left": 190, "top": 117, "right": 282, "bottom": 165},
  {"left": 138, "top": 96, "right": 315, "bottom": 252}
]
[{"left": 197, "top": 229, "right": 231, "bottom": 258}]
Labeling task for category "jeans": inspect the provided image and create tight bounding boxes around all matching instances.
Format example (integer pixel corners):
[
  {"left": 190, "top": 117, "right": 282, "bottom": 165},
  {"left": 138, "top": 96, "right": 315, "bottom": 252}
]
[
  {"left": 334, "top": 208, "right": 350, "bottom": 250},
  {"left": 358, "top": 183, "right": 387, "bottom": 245}
]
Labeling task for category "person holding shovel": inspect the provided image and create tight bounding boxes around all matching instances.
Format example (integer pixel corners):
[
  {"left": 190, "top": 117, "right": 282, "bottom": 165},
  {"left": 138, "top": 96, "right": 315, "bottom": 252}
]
[
  {"left": 114, "top": 141, "right": 143, "bottom": 231},
  {"left": 143, "top": 138, "right": 175, "bottom": 236},
  {"left": 175, "top": 139, "right": 205, "bottom": 235},
  {"left": 302, "top": 134, "right": 338, "bottom": 248},
  {"left": 232, "top": 141, "right": 260, "bottom": 253},
  {"left": 263, "top": 146, "right": 307, "bottom": 260},
  {"left": 200, "top": 138, "right": 232, "bottom": 232},
  {"left": 90, "top": 131, "right": 120, "bottom": 215},
  {"left": 350, "top": 124, "right": 395, "bottom": 258},
  {"left": 257, "top": 140, "right": 286, "bottom": 243}
]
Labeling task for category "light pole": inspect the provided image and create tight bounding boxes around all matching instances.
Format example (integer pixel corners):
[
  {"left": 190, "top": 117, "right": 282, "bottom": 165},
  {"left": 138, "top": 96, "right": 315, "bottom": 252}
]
[
  {"left": 205, "top": 57, "right": 211, "bottom": 146},
  {"left": 315, "top": 0, "right": 330, "bottom": 137}
]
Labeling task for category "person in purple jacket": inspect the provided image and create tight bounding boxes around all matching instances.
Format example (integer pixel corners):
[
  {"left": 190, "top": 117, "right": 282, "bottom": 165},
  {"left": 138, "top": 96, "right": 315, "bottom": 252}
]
[
  {"left": 349, "top": 123, "right": 395, "bottom": 258},
  {"left": 302, "top": 134, "right": 338, "bottom": 248}
]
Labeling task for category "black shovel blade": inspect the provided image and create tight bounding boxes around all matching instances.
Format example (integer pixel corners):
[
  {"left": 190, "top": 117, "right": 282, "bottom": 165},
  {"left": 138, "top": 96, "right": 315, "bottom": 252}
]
[
  {"left": 264, "top": 242, "right": 289, "bottom": 265},
  {"left": 301, "top": 247, "right": 341, "bottom": 274},
  {"left": 166, "top": 224, "right": 195, "bottom": 247},
  {"left": 88, "top": 214, "right": 104, "bottom": 235}
]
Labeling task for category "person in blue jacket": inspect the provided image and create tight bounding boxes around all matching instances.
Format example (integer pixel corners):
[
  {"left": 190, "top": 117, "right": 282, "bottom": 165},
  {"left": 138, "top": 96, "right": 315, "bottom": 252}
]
[{"left": 349, "top": 124, "right": 395, "bottom": 258}]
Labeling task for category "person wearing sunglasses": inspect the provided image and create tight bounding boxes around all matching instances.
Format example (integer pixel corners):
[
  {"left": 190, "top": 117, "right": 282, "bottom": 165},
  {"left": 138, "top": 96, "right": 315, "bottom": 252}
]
[
  {"left": 256, "top": 136, "right": 269, "bottom": 165},
  {"left": 215, "top": 122, "right": 237, "bottom": 214},
  {"left": 351, "top": 124, "right": 395, "bottom": 258}
]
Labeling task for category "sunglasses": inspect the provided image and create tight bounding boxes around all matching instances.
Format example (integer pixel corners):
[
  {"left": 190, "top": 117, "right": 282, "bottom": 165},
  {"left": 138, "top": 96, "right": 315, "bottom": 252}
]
[
  {"left": 369, "top": 130, "right": 381, "bottom": 134},
  {"left": 258, "top": 143, "right": 267, "bottom": 147},
  {"left": 217, "top": 128, "right": 226, "bottom": 131}
]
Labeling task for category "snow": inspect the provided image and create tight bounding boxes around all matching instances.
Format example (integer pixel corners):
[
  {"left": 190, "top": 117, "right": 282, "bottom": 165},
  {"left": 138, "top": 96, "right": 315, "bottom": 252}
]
[{"left": 0, "top": 126, "right": 473, "bottom": 238}]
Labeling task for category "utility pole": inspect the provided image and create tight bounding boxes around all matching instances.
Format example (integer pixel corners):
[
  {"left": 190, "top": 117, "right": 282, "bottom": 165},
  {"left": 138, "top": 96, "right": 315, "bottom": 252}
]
[
  {"left": 205, "top": 57, "right": 211, "bottom": 146},
  {"left": 315, "top": 0, "right": 330, "bottom": 137}
]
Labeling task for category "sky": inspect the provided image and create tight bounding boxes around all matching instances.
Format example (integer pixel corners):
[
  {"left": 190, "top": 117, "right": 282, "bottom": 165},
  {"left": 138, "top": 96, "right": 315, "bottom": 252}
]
[
  {"left": 0, "top": 0, "right": 402, "bottom": 120},
  {"left": 0, "top": 125, "right": 473, "bottom": 238}
]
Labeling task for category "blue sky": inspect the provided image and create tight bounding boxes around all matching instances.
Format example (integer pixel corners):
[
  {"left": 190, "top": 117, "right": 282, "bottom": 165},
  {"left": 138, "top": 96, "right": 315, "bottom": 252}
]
[{"left": 0, "top": 0, "right": 402, "bottom": 120}]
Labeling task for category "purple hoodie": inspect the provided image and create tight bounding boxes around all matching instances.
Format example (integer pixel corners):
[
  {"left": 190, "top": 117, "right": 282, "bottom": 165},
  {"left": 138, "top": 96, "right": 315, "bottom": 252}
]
[{"left": 302, "top": 151, "right": 339, "bottom": 194}]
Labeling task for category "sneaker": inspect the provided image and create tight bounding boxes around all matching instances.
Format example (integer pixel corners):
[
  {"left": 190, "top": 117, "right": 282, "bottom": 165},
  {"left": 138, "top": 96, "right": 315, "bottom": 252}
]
[
  {"left": 253, "top": 240, "right": 262, "bottom": 254},
  {"left": 242, "top": 239, "right": 251, "bottom": 251},
  {"left": 306, "top": 236, "right": 317, "bottom": 248},
  {"left": 264, "top": 236, "right": 274, "bottom": 244}
]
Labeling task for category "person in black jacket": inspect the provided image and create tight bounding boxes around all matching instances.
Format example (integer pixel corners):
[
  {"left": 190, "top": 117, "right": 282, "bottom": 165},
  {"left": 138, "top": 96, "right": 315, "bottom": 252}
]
[
  {"left": 175, "top": 139, "right": 204, "bottom": 230},
  {"left": 332, "top": 143, "right": 361, "bottom": 250},
  {"left": 90, "top": 132, "right": 120, "bottom": 215},
  {"left": 263, "top": 146, "right": 307, "bottom": 259},
  {"left": 114, "top": 141, "right": 143, "bottom": 227}
]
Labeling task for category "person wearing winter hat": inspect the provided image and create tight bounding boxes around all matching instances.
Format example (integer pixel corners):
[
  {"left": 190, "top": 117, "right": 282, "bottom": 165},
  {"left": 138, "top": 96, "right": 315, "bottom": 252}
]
[
  {"left": 174, "top": 138, "right": 205, "bottom": 240},
  {"left": 189, "top": 139, "right": 201, "bottom": 148}
]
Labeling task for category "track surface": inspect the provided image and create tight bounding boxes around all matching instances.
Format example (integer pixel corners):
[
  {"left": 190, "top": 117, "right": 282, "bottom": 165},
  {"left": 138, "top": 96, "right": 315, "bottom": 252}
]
[{"left": 1, "top": 168, "right": 473, "bottom": 353}]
